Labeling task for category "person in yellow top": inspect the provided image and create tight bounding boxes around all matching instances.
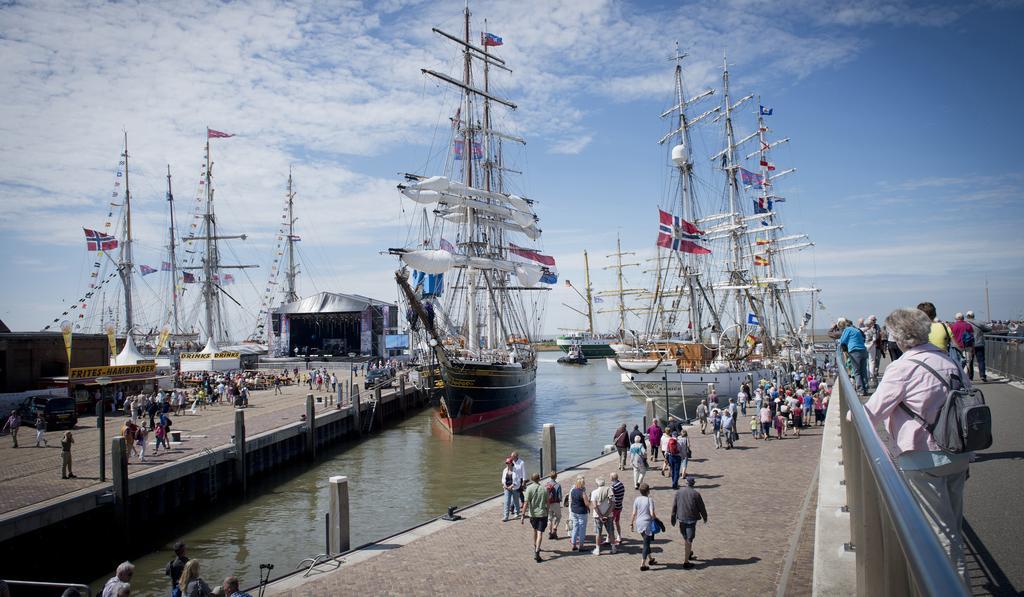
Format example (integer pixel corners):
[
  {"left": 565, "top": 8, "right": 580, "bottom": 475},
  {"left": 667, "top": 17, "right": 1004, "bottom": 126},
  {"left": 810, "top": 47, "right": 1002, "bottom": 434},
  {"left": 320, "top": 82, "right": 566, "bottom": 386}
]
[{"left": 918, "top": 301, "right": 953, "bottom": 351}]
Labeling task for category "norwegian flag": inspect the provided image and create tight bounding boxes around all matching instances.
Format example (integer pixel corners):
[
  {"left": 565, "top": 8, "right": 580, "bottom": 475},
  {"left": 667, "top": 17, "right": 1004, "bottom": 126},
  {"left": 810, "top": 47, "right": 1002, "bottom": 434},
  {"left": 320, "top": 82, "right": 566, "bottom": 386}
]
[
  {"left": 83, "top": 228, "right": 118, "bottom": 251},
  {"left": 657, "top": 209, "right": 711, "bottom": 254}
]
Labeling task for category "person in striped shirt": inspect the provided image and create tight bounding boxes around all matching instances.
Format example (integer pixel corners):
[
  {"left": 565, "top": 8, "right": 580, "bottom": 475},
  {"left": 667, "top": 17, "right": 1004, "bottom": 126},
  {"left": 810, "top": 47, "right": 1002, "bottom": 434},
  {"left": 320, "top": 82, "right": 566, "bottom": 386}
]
[{"left": 609, "top": 472, "right": 626, "bottom": 545}]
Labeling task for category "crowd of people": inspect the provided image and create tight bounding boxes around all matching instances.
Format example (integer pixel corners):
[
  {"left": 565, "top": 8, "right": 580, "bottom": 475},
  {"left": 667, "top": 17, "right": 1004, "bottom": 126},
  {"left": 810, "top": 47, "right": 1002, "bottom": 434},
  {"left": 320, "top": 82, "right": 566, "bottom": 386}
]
[
  {"left": 500, "top": 360, "right": 830, "bottom": 570},
  {"left": 97, "top": 546, "right": 254, "bottom": 597}
]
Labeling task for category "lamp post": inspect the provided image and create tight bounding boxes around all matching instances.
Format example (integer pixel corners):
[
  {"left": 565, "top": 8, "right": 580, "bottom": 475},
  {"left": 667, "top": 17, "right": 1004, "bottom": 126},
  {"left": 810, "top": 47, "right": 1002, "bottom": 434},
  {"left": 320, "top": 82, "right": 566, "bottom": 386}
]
[{"left": 95, "top": 376, "right": 113, "bottom": 482}]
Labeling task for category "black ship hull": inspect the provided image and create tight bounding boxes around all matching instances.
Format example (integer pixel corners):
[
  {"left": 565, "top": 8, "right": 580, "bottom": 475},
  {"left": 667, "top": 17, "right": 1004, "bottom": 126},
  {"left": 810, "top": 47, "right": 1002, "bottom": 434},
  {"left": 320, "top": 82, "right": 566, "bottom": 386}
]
[{"left": 436, "top": 361, "right": 536, "bottom": 433}]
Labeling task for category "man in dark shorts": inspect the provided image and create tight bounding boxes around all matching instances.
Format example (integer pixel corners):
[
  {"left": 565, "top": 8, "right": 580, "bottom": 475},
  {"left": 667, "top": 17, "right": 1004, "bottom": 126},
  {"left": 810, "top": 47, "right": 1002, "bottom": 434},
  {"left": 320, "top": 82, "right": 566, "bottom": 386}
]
[
  {"left": 521, "top": 473, "right": 549, "bottom": 562},
  {"left": 671, "top": 476, "right": 708, "bottom": 569}
]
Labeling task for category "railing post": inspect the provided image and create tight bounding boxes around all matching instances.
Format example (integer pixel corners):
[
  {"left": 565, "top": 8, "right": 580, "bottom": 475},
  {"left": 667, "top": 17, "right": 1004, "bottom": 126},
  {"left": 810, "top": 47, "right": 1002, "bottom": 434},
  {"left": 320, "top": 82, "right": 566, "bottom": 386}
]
[{"left": 858, "top": 448, "right": 884, "bottom": 596}]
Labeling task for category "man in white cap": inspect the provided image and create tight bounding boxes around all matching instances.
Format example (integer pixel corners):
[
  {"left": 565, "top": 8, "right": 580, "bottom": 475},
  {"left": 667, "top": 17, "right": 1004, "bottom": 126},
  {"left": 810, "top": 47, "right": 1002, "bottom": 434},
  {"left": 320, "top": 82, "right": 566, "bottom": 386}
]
[{"left": 964, "top": 311, "right": 992, "bottom": 382}]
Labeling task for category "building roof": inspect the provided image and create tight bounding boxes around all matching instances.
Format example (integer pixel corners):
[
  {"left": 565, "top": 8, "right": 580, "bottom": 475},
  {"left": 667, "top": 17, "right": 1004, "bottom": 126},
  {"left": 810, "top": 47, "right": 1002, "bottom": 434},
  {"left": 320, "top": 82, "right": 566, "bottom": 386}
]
[{"left": 274, "top": 291, "right": 395, "bottom": 315}]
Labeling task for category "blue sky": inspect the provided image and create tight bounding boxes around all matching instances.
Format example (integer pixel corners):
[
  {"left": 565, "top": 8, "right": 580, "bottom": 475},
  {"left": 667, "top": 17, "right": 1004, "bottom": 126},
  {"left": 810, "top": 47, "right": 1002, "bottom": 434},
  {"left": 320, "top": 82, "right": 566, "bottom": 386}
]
[{"left": 1, "top": 0, "right": 1022, "bottom": 339}]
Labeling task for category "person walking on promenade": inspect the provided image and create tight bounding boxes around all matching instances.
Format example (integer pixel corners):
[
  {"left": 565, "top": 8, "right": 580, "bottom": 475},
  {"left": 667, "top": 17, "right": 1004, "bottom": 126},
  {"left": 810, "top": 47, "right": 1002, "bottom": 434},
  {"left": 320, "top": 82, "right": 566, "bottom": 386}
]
[
  {"left": 647, "top": 419, "right": 662, "bottom": 462},
  {"left": 737, "top": 388, "right": 748, "bottom": 416},
  {"left": 696, "top": 400, "right": 709, "bottom": 434},
  {"left": 722, "top": 409, "right": 735, "bottom": 449},
  {"left": 166, "top": 541, "right": 189, "bottom": 597},
  {"left": 965, "top": 311, "right": 991, "bottom": 382},
  {"left": 671, "top": 476, "right": 708, "bottom": 569},
  {"left": 510, "top": 451, "right": 527, "bottom": 509},
  {"left": 544, "top": 471, "right": 563, "bottom": 540},
  {"left": 568, "top": 476, "right": 591, "bottom": 551},
  {"left": 609, "top": 472, "right": 626, "bottom": 545},
  {"left": 590, "top": 477, "right": 616, "bottom": 555},
  {"left": 760, "top": 403, "right": 772, "bottom": 440},
  {"left": 61, "top": 431, "right": 76, "bottom": 479},
  {"left": 862, "top": 307, "right": 975, "bottom": 582},
  {"left": 500, "top": 458, "right": 521, "bottom": 521},
  {"left": 102, "top": 561, "right": 134, "bottom": 597},
  {"left": 838, "top": 318, "right": 870, "bottom": 395},
  {"left": 708, "top": 385, "right": 719, "bottom": 410},
  {"left": 864, "top": 315, "right": 882, "bottom": 383},
  {"left": 136, "top": 425, "right": 148, "bottom": 462},
  {"left": 630, "top": 483, "right": 658, "bottom": 571},
  {"left": 154, "top": 422, "right": 169, "bottom": 454},
  {"left": 3, "top": 410, "right": 21, "bottom": 448},
  {"left": 802, "top": 389, "right": 814, "bottom": 427},
  {"left": 791, "top": 403, "right": 802, "bottom": 438},
  {"left": 918, "top": 302, "right": 957, "bottom": 362},
  {"left": 750, "top": 415, "right": 759, "bottom": 439},
  {"left": 273, "top": 376, "right": 282, "bottom": 395},
  {"left": 629, "top": 424, "right": 644, "bottom": 447},
  {"left": 774, "top": 410, "right": 785, "bottom": 439},
  {"left": 629, "top": 436, "right": 648, "bottom": 489},
  {"left": 179, "top": 559, "right": 212, "bottom": 597},
  {"left": 665, "top": 431, "right": 682, "bottom": 488},
  {"left": 613, "top": 424, "right": 629, "bottom": 470},
  {"left": 521, "top": 473, "right": 549, "bottom": 562},
  {"left": 711, "top": 409, "right": 723, "bottom": 449},
  {"left": 659, "top": 428, "right": 671, "bottom": 476},
  {"left": 678, "top": 429, "right": 691, "bottom": 480},
  {"left": 34, "top": 414, "right": 47, "bottom": 447}
]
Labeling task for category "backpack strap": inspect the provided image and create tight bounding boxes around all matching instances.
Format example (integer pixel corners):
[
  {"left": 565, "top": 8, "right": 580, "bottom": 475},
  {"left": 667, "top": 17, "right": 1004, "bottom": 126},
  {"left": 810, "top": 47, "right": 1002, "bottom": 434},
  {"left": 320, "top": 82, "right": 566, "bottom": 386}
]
[{"left": 896, "top": 358, "right": 950, "bottom": 434}]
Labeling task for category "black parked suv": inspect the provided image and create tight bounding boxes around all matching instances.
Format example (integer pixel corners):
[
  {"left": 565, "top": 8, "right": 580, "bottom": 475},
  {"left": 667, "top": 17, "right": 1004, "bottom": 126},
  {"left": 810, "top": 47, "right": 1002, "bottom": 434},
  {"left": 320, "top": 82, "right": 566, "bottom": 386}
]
[{"left": 17, "top": 395, "right": 78, "bottom": 429}]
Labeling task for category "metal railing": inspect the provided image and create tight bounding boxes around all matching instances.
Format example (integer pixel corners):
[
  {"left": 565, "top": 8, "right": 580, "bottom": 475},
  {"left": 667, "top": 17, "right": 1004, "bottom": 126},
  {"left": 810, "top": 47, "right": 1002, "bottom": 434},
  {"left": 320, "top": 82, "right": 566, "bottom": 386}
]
[
  {"left": 2, "top": 580, "right": 91, "bottom": 595},
  {"left": 986, "top": 334, "right": 1024, "bottom": 381},
  {"left": 835, "top": 347, "right": 968, "bottom": 596}
]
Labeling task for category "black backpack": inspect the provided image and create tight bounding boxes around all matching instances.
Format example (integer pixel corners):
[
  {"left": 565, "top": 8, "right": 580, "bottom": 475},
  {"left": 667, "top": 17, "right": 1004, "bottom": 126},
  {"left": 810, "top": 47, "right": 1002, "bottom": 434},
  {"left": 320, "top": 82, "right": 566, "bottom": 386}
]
[{"left": 898, "top": 359, "right": 992, "bottom": 453}]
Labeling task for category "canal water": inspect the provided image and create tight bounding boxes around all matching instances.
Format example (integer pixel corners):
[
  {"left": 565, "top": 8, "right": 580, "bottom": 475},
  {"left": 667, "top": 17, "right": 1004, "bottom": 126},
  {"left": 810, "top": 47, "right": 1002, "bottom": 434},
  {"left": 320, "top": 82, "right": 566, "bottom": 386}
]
[{"left": 98, "top": 355, "right": 644, "bottom": 594}]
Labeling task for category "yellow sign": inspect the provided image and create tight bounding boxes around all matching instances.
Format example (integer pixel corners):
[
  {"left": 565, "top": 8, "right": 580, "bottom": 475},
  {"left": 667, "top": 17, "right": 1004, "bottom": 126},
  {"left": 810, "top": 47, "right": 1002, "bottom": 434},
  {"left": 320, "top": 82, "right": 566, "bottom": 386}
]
[
  {"left": 179, "top": 352, "right": 241, "bottom": 360},
  {"left": 69, "top": 363, "right": 157, "bottom": 381}
]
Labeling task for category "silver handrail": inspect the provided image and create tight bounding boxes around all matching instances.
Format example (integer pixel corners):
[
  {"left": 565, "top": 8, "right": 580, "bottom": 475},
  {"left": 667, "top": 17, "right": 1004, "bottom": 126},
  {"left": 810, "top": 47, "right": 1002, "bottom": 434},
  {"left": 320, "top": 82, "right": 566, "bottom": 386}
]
[
  {"left": 835, "top": 347, "right": 968, "bottom": 596},
  {"left": 3, "top": 580, "right": 91, "bottom": 595}
]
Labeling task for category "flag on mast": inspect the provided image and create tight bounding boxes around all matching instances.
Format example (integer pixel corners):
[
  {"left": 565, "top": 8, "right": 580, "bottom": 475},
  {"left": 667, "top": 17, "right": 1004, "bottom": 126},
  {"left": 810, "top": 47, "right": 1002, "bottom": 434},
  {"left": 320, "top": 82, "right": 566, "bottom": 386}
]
[
  {"left": 482, "top": 32, "right": 503, "bottom": 46},
  {"left": 657, "top": 209, "right": 711, "bottom": 254},
  {"left": 140, "top": 265, "right": 157, "bottom": 276},
  {"left": 207, "top": 128, "right": 234, "bottom": 139},
  {"left": 83, "top": 228, "right": 118, "bottom": 251},
  {"left": 759, "top": 105, "right": 773, "bottom": 116}
]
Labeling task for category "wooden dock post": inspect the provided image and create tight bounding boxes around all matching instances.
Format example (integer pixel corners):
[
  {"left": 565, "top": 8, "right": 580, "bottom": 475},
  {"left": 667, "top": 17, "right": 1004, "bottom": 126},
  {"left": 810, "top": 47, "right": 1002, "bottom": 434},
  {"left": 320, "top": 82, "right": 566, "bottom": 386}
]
[
  {"left": 234, "top": 409, "right": 247, "bottom": 495},
  {"left": 306, "top": 394, "right": 316, "bottom": 459},
  {"left": 328, "top": 475, "right": 350, "bottom": 553},
  {"left": 375, "top": 386, "right": 383, "bottom": 428},
  {"left": 541, "top": 423, "right": 556, "bottom": 474},
  {"left": 399, "top": 376, "right": 407, "bottom": 414},
  {"left": 111, "top": 436, "right": 129, "bottom": 533},
  {"left": 353, "top": 386, "right": 362, "bottom": 435}
]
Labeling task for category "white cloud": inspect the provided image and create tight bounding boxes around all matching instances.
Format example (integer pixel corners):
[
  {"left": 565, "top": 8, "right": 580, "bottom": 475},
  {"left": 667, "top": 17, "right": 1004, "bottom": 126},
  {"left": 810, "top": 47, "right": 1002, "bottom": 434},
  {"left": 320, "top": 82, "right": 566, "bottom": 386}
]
[{"left": 548, "top": 134, "right": 593, "bottom": 155}]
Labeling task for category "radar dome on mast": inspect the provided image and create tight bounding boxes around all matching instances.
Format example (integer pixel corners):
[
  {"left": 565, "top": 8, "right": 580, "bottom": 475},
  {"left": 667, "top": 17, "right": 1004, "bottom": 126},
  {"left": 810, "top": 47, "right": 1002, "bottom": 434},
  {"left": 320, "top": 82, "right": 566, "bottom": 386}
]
[{"left": 671, "top": 144, "right": 688, "bottom": 167}]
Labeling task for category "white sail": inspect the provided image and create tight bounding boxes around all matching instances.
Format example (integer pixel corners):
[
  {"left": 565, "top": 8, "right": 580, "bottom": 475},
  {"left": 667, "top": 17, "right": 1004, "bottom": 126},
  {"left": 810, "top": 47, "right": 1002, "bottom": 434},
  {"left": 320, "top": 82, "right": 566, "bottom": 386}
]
[{"left": 400, "top": 249, "right": 454, "bottom": 274}]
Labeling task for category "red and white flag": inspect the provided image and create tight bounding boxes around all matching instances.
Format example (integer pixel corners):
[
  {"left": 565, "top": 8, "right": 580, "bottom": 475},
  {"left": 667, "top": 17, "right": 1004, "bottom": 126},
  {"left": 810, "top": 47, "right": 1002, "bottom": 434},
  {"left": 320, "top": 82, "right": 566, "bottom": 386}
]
[{"left": 207, "top": 128, "right": 234, "bottom": 139}]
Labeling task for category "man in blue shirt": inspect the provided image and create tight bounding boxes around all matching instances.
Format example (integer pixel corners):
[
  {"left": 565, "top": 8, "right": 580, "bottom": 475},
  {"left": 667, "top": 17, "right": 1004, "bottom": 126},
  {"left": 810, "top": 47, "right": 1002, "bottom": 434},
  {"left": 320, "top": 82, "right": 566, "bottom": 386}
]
[{"left": 838, "top": 319, "right": 869, "bottom": 395}]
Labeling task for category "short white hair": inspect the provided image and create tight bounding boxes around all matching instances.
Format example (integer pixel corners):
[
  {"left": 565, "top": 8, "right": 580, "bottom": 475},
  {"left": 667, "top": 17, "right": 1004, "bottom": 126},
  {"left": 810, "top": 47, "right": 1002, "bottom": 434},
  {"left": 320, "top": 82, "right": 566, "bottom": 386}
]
[
  {"left": 885, "top": 308, "right": 931, "bottom": 351},
  {"left": 955, "top": 312, "right": 964, "bottom": 320},
  {"left": 966, "top": 311, "right": 975, "bottom": 319},
  {"left": 595, "top": 477, "right": 606, "bottom": 486}
]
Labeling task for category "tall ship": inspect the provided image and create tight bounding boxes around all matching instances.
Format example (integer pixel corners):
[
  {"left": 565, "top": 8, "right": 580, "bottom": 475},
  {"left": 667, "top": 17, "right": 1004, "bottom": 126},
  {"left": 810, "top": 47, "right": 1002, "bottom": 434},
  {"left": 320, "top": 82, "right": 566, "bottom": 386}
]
[
  {"left": 610, "top": 48, "right": 818, "bottom": 419},
  {"left": 555, "top": 251, "right": 617, "bottom": 358},
  {"left": 390, "top": 7, "right": 554, "bottom": 434}
]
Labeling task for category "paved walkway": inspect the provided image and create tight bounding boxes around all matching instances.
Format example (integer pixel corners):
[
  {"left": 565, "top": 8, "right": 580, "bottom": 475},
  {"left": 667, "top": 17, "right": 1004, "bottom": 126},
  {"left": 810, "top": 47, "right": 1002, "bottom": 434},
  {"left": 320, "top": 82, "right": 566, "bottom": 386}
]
[
  {"left": 0, "top": 372, "right": 365, "bottom": 518},
  {"left": 270, "top": 419, "right": 824, "bottom": 596},
  {"left": 961, "top": 372, "right": 1024, "bottom": 596}
]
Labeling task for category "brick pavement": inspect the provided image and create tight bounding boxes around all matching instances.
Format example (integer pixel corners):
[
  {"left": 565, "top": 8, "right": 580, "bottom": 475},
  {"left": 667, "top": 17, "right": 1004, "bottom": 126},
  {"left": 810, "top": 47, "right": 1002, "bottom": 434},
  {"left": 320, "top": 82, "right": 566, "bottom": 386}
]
[
  {"left": 0, "top": 372, "right": 365, "bottom": 517},
  {"left": 270, "top": 420, "right": 824, "bottom": 596}
]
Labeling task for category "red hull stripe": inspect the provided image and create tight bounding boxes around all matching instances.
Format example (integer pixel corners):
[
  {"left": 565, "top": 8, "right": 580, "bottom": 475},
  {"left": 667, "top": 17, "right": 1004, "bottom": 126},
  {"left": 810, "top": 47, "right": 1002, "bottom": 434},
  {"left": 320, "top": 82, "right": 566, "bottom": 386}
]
[{"left": 435, "top": 393, "right": 536, "bottom": 434}]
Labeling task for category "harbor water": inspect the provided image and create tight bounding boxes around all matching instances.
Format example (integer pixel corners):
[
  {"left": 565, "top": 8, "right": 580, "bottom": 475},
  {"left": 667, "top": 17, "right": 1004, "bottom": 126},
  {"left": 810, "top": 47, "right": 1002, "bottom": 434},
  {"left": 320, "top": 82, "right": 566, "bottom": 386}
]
[{"left": 96, "top": 356, "right": 644, "bottom": 594}]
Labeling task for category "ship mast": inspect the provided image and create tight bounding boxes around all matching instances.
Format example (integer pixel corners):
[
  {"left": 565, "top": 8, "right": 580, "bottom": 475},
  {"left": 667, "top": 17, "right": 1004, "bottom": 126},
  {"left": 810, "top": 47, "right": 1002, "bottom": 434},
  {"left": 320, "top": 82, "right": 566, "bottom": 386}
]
[
  {"left": 721, "top": 56, "right": 751, "bottom": 345},
  {"left": 166, "top": 165, "right": 181, "bottom": 334},
  {"left": 603, "top": 234, "right": 638, "bottom": 338},
  {"left": 119, "top": 132, "right": 135, "bottom": 338},
  {"left": 284, "top": 168, "right": 299, "bottom": 304},
  {"left": 583, "top": 251, "right": 595, "bottom": 335}
]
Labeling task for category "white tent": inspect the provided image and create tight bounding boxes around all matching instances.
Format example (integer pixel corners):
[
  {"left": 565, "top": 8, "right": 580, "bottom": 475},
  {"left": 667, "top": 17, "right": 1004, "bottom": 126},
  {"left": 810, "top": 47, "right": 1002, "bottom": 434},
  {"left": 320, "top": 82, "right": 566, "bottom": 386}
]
[
  {"left": 179, "top": 338, "right": 241, "bottom": 372},
  {"left": 111, "top": 335, "right": 148, "bottom": 366}
]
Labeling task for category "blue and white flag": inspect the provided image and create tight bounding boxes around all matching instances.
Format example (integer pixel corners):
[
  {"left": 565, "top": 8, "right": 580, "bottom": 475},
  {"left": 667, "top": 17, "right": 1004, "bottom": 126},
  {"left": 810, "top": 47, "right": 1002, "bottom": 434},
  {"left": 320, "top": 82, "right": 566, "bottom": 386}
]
[
  {"left": 759, "top": 105, "right": 773, "bottom": 116},
  {"left": 747, "top": 312, "right": 761, "bottom": 326}
]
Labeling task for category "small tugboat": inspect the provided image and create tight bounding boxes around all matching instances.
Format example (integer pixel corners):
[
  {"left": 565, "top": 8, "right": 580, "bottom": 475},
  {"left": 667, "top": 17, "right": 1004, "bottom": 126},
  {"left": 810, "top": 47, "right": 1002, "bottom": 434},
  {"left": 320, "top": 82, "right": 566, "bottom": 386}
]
[{"left": 557, "top": 344, "right": 588, "bottom": 366}]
